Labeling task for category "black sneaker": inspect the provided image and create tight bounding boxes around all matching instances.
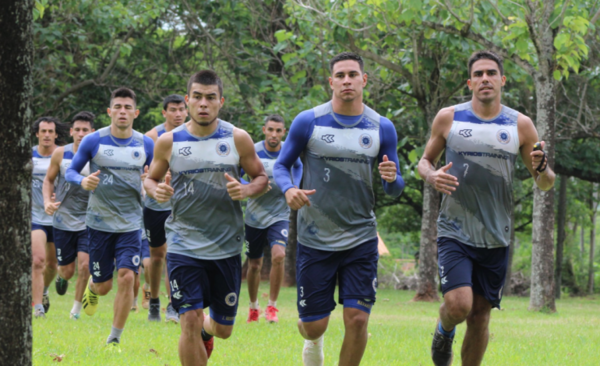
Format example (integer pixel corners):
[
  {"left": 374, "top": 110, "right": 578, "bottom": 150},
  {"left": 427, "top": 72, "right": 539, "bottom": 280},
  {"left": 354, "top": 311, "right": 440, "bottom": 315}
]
[
  {"left": 55, "top": 276, "right": 69, "bottom": 296},
  {"left": 42, "top": 293, "right": 50, "bottom": 313},
  {"left": 432, "top": 323, "right": 454, "bottom": 366},
  {"left": 148, "top": 302, "right": 161, "bottom": 322}
]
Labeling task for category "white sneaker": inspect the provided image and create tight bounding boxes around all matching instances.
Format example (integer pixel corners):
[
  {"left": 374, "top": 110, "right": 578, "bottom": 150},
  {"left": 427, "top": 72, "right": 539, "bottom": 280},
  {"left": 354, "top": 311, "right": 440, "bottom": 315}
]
[
  {"left": 70, "top": 312, "right": 80, "bottom": 320},
  {"left": 302, "top": 335, "right": 324, "bottom": 366}
]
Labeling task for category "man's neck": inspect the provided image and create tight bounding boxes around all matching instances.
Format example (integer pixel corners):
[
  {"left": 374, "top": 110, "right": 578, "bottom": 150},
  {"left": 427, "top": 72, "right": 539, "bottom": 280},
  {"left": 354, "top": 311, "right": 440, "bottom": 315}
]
[
  {"left": 471, "top": 97, "right": 502, "bottom": 120},
  {"left": 263, "top": 140, "right": 281, "bottom": 153},
  {"left": 187, "top": 119, "right": 219, "bottom": 137},
  {"left": 331, "top": 96, "right": 364, "bottom": 116},
  {"left": 164, "top": 121, "right": 177, "bottom": 132},
  {"left": 110, "top": 124, "right": 133, "bottom": 139},
  {"left": 37, "top": 144, "right": 56, "bottom": 156}
]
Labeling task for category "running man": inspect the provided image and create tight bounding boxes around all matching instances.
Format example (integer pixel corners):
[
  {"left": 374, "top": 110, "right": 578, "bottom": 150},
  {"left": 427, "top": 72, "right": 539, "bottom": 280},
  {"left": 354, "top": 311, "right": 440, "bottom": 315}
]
[
  {"left": 419, "top": 50, "right": 555, "bottom": 366},
  {"left": 42, "top": 111, "right": 95, "bottom": 320},
  {"left": 144, "top": 70, "right": 268, "bottom": 365},
  {"left": 66, "top": 87, "right": 154, "bottom": 345},
  {"left": 31, "top": 116, "right": 69, "bottom": 318},
  {"left": 143, "top": 94, "right": 188, "bottom": 323},
  {"left": 244, "top": 114, "right": 302, "bottom": 324},
  {"left": 273, "top": 52, "right": 405, "bottom": 366}
]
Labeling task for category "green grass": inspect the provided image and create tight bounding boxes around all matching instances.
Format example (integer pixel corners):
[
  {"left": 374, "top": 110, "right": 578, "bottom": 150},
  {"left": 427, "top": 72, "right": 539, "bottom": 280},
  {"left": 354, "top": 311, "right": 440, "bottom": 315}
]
[{"left": 34, "top": 277, "right": 600, "bottom": 365}]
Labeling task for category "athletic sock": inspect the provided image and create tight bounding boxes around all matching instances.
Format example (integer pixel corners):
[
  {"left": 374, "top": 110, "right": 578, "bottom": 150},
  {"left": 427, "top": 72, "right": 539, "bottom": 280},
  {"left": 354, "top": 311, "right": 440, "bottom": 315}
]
[
  {"left": 438, "top": 322, "right": 456, "bottom": 338},
  {"left": 34, "top": 304, "right": 45, "bottom": 313},
  {"left": 107, "top": 326, "right": 123, "bottom": 343},
  {"left": 249, "top": 300, "right": 259, "bottom": 309},
  {"left": 268, "top": 300, "right": 277, "bottom": 308},
  {"left": 150, "top": 297, "right": 160, "bottom": 306},
  {"left": 302, "top": 335, "right": 324, "bottom": 366},
  {"left": 43, "top": 286, "right": 49, "bottom": 295},
  {"left": 71, "top": 301, "right": 82, "bottom": 315},
  {"left": 132, "top": 296, "right": 138, "bottom": 307},
  {"left": 201, "top": 328, "right": 213, "bottom": 341}
]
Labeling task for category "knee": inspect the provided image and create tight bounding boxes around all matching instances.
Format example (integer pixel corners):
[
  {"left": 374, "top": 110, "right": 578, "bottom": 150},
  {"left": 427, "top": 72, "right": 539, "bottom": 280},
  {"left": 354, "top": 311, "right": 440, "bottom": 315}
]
[
  {"left": 78, "top": 261, "right": 90, "bottom": 276},
  {"left": 248, "top": 259, "right": 262, "bottom": 273},
  {"left": 61, "top": 266, "right": 75, "bottom": 279},
  {"left": 466, "top": 309, "right": 491, "bottom": 330},
  {"left": 445, "top": 300, "right": 471, "bottom": 323},
  {"left": 181, "top": 312, "right": 203, "bottom": 335},
  {"left": 303, "top": 325, "right": 325, "bottom": 340},
  {"left": 94, "top": 281, "right": 112, "bottom": 296},
  {"left": 45, "top": 256, "right": 58, "bottom": 268},
  {"left": 32, "top": 255, "right": 45, "bottom": 271},
  {"left": 150, "top": 247, "right": 166, "bottom": 261},
  {"left": 271, "top": 251, "right": 285, "bottom": 266},
  {"left": 345, "top": 311, "right": 369, "bottom": 331},
  {"left": 215, "top": 326, "right": 233, "bottom": 340},
  {"left": 118, "top": 271, "right": 135, "bottom": 287}
]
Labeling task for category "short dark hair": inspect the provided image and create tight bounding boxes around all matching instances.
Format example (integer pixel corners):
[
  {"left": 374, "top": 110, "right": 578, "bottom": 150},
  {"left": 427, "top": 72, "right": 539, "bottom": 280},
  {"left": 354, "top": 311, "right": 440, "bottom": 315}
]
[
  {"left": 71, "top": 111, "right": 95, "bottom": 129},
  {"left": 187, "top": 70, "right": 223, "bottom": 97},
  {"left": 163, "top": 94, "right": 186, "bottom": 110},
  {"left": 329, "top": 52, "right": 364, "bottom": 74},
  {"left": 468, "top": 50, "right": 504, "bottom": 76},
  {"left": 264, "top": 114, "right": 285, "bottom": 125},
  {"left": 32, "top": 116, "right": 70, "bottom": 146},
  {"left": 110, "top": 87, "right": 137, "bottom": 106}
]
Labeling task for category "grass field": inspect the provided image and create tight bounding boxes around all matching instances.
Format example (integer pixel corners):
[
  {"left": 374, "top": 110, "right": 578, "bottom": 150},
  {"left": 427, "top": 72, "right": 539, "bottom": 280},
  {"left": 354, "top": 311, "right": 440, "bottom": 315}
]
[{"left": 33, "top": 277, "right": 600, "bottom": 366}]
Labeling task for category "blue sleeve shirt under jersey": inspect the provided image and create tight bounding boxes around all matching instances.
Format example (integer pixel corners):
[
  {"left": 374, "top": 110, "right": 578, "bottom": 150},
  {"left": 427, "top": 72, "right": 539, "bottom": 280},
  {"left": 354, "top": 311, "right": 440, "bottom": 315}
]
[
  {"left": 32, "top": 146, "right": 54, "bottom": 226},
  {"left": 244, "top": 141, "right": 303, "bottom": 229},
  {"left": 53, "top": 143, "right": 90, "bottom": 232},
  {"left": 144, "top": 123, "right": 171, "bottom": 212},
  {"left": 273, "top": 101, "right": 404, "bottom": 251},
  {"left": 66, "top": 127, "right": 154, "bottom": 233}
]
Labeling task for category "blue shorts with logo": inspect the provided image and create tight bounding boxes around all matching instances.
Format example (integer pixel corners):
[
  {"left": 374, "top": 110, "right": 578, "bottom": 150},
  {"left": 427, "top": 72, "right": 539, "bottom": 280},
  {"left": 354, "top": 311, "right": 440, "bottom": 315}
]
[
  {"left": 140, "top": 233, "right": 150, "bottom": 262},
  {"left": 437, "top": 237, "right": 509, "bottom": 308},
  {"left": 296, "top": 237, "right": 379, "bottom": 322},
  {"left": 88, "top": 228, "right": 141, "bottom": 283},
  {"left": 143, "top": 207, "right": 171, "bottom": 248},
  {"left": 167, "top": 252, "right": 241, "bottom": 325},
  {"left": 32, "top": 223, "right": 54, "bottom": 243},
  {"left": 245, "top": 221, "right": 288, "bottom": 259},
  {"left": 53, "top": 228, "right": 89, "bottom": 266}
]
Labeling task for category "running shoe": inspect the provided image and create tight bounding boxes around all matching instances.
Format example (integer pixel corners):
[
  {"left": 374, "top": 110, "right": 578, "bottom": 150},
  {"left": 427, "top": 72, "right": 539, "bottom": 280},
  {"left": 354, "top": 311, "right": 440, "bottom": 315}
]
[
  {"left": 42, "top": 293, "right": 50, "bottom": 313},
  {"left": 34, "top": 308, "right": 46, "bottom": 319},
  {"left": 247, "top": 308, "right": 259, "bottom": 323},
  {"left": 203, "top": 337, "right": 214, "bottom": 359},
  {"left": 70, "top": 312, "right": 80, "bottom": 320},
  {"left": 82, "top": 280, "right": 99, "bottom": 316},
  {"left": 265, "top": 305, "right": 279, "bottom": 323},
  {"left": 431, "top": 322, "right": 454, "bottom": 366},
  {"left": 165, "top": 303, "right": 179, "bottom": 323},
  {"left": 55, "top": 276, "right": 69, "bottom": 296},
  {"left": 148, "top": 302, "right": 161, "bottom": 322},
  {"left": 141, "top": 283, "right": 151, "bottom": 310}
]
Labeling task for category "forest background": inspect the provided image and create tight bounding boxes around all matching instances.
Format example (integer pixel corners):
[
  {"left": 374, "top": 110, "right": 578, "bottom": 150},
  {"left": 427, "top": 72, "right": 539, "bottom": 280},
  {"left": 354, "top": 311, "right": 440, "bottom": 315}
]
[{"left": 29, "top": 0, "right": 600, "bottom": 309}]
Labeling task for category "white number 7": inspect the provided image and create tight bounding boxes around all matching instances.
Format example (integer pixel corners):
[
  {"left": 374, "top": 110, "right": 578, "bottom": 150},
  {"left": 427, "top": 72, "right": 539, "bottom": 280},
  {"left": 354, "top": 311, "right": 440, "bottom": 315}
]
[{"left": 463, "top": 163, "right": 469, "bottom": 177}]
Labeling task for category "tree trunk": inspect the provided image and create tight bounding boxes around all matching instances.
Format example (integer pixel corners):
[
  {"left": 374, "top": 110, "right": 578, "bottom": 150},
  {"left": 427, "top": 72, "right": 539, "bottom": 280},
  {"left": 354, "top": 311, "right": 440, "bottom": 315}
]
[
  {"left": 505, "top": 205, "right": 516, "bottom": 296},
  {"left": 284, "top": 209, "right": 298, "bottom": 286},
  {"left": 0, "top": 0, "right": 34, "bottom": 364},
  {"left": 413, "top": 183, "right": 440, "bottom": 302},
  {"left": 529, "top": 71, "right": 556, "bottom": 312},
  {"left": 555, "top": 175, "right": 568, "bottom": 298},
  {"left": 588, "top": 184, "right": 597, "bottom": 295}
]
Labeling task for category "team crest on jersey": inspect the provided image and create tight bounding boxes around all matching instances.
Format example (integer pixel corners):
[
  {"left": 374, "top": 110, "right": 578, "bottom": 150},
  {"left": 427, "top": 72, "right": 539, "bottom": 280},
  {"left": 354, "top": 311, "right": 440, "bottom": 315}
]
[
  {"left": 131, "top": 150, "right": 142, "bottom": 160},
  {"left": 307, "top": 221, "right": 319, "bottom": 235},
  {"left": 216, "top": 141, "right": 231, "bottom": 156},
  {"left": 496, "top": 129, "right": 511, "bottom": 144},
  {"left": 359, "top": 134, "right": 373, "bottom": 149},
  {"left": 225, "top": 292, "right": 238, "bottom": 306}
]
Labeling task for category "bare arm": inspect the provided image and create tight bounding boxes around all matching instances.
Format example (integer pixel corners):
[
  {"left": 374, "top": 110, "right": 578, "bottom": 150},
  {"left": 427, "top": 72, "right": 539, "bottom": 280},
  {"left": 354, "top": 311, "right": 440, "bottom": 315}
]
[
  {"left": 417, "top": 107, "right": 459, "bottom": 195},
  {"left": 43, "top": 147, "right": 64, "bottom": 215},
  {"left": 517, "top": 114, "right": 555, "bottom": 191},
  {"left": 145, "top": 128, "right": 158, "bottom": 142},
  {"left": 144, "top": 132, "right": 173, "bottom": 202},
  {"left": 227, "top": 128, "right": 268, "bottom": 200}
]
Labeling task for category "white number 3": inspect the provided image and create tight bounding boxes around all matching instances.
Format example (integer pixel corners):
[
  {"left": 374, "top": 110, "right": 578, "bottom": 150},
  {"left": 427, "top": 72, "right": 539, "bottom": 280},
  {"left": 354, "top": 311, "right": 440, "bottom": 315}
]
[{"left": 323, "top": 168, "right": 330, "bottom": 182}]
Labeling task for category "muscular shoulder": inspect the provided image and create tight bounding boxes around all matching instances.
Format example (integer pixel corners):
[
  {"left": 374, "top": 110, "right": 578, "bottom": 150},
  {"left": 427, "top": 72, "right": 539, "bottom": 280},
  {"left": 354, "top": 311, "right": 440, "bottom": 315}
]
[
  {"left": 293, "top": 109, "right": 316, "bottom": 127},
  {"left": 431, "top": 106, "right": 455, "bottom": 137},
  {"left": 145, "top": 127, "right": 158, "bottom": 141},
  {"left": 233, "top": 127, "right": 254, "bottom": 154},
  {"left": 51, "top": 146, "right": 65, "bottom": 162},
  {"left": 517, "top": 112, "right": 537, "bottom": 147}
]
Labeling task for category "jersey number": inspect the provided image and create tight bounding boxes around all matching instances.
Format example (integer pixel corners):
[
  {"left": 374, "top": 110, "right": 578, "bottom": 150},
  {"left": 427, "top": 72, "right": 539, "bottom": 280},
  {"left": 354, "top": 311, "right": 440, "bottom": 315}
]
[
  {"left": 323, "top": 168, "right": 330, "bottom": 182},
  {"left": 463, "top": 163, "right": 469, "bottom": 178},
  {"left": 183, "top": 182, "right": 194, "bottom": 196},
  {"left": 102, "top": 174, "right": 114, "bottom": 185}
]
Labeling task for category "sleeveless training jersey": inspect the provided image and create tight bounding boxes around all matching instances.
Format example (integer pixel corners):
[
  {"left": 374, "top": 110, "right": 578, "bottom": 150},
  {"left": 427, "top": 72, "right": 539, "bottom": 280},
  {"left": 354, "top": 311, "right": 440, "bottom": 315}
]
[
  {"left": 53, "top": 144, "right": 90, "bottom": 231},
  {"left": 244, "top": 142, "right": 290, "bottom": 229},
  {"left": 166, "top": 120, "right": 244, "bottom": 260},
  {"left": 437, "top": 101, "right": 520, "bottom": 249},
  {"left": 144, "top": 123, "right": 171, "bottom": 211},
  {"left": 32, "top": 146, "right": 53, "bottom": 226}
]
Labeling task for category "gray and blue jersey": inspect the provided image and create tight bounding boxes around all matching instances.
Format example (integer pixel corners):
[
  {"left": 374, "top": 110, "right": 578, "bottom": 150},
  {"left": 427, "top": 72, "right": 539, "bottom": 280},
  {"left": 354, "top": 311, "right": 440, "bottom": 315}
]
[
  {"left": 53, "top": 144, "right": 90, "bottom": 232},
  {"left": 274, "top": 101, "right": 405, "bottom": 251},
  {"left": 244, "top": 141, "right": 303, "bottom": 229},
  {"left": 144, "top": 123, "right": 171, "bottom": 212},
  {"left": 32, "top": 146, "right": 53, "bottom": 226},
  {"left": 66, "top": 126, "right": 154, "bottom": 233},
  {"left": 437, "top": 101, "right": 520, "bottom": 249},
  {"left": 165, "top": 120, "right": 244, "bottom": 260}
]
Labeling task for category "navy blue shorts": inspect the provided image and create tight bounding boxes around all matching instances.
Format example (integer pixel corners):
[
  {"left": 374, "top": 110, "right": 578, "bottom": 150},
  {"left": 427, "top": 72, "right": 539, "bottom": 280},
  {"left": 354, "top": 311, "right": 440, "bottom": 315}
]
[
  {"left": 245, "top": 221, "right": 288, "bottom": 259},
  {"left": 143, "top": 207, "right": 171, "bottom": 248},
  {"left": 437, "top": 237, "right": 509, "bottom": 308},
  {"left": 53, "top": 228, "right": 89, "bottom": 266},
  {"left": 167, "top": 252, "right": 241, "bottom": 326},
  {"left": 88, "top": 228, "right": 141, "bottom": 283},
  {"left": 141, "top": 237, "right": 150, "bottom": 261},
  {"left": 296, "top": 238, "right": 379, "bottom": 322},
  {"left": 32, "top": 223, "right": 54, "bottom": 242}
]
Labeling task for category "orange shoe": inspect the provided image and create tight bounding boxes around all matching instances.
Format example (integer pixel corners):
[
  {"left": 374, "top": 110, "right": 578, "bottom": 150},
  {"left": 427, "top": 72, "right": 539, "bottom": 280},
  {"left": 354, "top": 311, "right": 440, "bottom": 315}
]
[
  {"left": 203, "top": 337, "right": 214, "bottom": 359},
  {"left": 265, "top": 305, "right": 279, "bottom": 323},
  {"left": 247, "top": 308, "right": 260, "bottom": 323}
]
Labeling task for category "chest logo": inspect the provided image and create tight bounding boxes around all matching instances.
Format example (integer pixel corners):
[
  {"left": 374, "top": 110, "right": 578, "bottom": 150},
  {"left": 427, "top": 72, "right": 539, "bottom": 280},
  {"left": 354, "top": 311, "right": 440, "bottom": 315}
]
[
  {"left": 459, "top": 129, "right": 472, "bottom": 138},
  {"left": 496, "top": 129, "right": 511, "bottom": 144},
  {"left": 216, "top": 141, "right": 231, "bottom": 156},
  {"left": 131, "top": 150, "right": 142, "bottom": 160},
  {"left": 179, "top": 147, "right": 192, "bottom": 156},
  {"left": 104, "top": 149, "right": 114, "bottom": 157},
  {"left": 321, "top": 134, "right": 335, "bottom": 143},
  {"left": 359, "top": 134, "right": 373, "bottom": 149}
]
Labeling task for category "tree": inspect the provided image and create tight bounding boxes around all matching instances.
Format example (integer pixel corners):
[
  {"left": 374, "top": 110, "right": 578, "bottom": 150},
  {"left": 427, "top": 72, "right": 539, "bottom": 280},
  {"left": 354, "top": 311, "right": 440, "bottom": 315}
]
[{"left": 0, "top": 0, "right": 34, "bottom": 364}]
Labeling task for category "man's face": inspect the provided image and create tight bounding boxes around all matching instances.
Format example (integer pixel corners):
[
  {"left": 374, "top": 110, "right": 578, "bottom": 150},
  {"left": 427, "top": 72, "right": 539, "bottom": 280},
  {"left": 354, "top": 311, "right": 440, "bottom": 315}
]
[
  {"left": 36, "top": 121, "right": 58, "bottom": 148},
  {"left": 162, "top": 102, "right": 188, "bottom": 128},
  {"left": 185, "top": 83, "right": 224, "bottom": 127},
  {"left": 71, "top": 121, "right": 94, "bottom": 146},
  {"left": 467, "top": 59, "right": 506, "bottom": 104},
  {"left": 329, "top": 60, "right": 367, "bottom": 103},
  {"left": 107, "top": 97, "right": 139, "bottom": 130},
  {"left": 262, "top": 121, "right": 286, "bottom": 149}
]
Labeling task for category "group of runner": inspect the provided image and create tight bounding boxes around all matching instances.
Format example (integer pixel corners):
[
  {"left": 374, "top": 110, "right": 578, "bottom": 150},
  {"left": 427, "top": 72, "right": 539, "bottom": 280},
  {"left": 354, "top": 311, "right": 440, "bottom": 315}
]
[{"left": 30, "top": 50, "right": 554, "bottom": 366}]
